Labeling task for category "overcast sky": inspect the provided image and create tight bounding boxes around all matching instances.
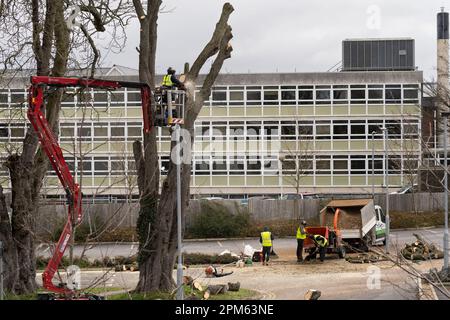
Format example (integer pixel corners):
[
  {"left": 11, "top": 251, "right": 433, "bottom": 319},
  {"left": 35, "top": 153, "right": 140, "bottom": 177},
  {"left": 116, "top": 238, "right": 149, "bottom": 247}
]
[{"left": 101, "top": 0, "right": 448, "bottom": 80}]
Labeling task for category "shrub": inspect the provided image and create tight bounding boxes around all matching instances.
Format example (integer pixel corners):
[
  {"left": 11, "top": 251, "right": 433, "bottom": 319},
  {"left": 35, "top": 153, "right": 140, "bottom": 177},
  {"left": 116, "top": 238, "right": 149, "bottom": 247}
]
[
  {"left": 185, "top": 201, "right": 251, "bottom": 238},
  {"left": 183, "top": 253, "right": 238, "bottom": 266}
]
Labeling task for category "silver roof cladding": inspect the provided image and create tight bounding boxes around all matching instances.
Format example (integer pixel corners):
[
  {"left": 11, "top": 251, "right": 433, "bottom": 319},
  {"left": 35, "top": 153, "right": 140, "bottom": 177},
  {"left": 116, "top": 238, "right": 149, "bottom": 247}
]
[{"left": 342, "top": 39, "right": 415, "bottom": 72}]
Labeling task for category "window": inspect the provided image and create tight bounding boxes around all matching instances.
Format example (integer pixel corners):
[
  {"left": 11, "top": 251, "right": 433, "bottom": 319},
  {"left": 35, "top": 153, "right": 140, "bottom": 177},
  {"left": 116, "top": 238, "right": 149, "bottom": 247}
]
[
  {"left": 230, "top": 122, "right": 244, "bottom": 141},
  {"left": 94, "top": 157, "right": 109, "bottom": 175},
  {"left": 229, "top": 91, "right": 244, "bottom": 106},
  {"left": 298, "top": 90, "right": 313, "bottom": 104},
  {"left": 316, "top": 121, "right": 330, "bottom": 140},
  {"left": 316, "top": 90, "right": 330, "bottom": 100},
  {"left": 385, "top": 86, "right": 401, "bottom": 103},
  {"left": 263, "top": 121, "right": 279, "bottom": 139},
  {"left": 212, "top": 90, "right": 227, "bottom": 106},
  {"left": 160, "top": 156, "right": 170, "bottom": 175},
  {"left": 195, "top": 156, "right": 210, "bottom": 175},
  {"left": 386, "top": 120, "right": 401, "bottom": 139},
  {"left": 212, "top": 156, "right": 227, "bottom": 175},
  {"left": 263, "top": 156, "right": 278, "bottom": 174},
  {"left": 350, "top": 121, "right": 366, "bottom": 139},
  {"left": 368, "top": 156, "right": 384, "bottom": 174},
  {"left": 246, "top": 121, "right": 261, "bottom": 140},
  {"left": 281, "top": 121, "right": 296, "bottom": 140},
  {"left": 351, "top": 157, "right": 366, "bottom": 174},
  {"left": 247, "top": 91, "right": 261, "bottom": 105},
  {"left": 281, "top": 156, "right": 296, "bottom": 174},
  {"left": 333, "top": 157, "right": 348, "bottom": 174},
  {"left": 264, "top": 91, "right": 278, "bottom": 105},
  {"left": 229, "top": 156, "right": 244, "bottom": 174},
  {"left": 351, "top": 89, "right": 366, "bottom": 104},
  {"left": 281, "top": 90, "right": 295, "bottom": 105},
  {"left": 298, "top": 121, "right": 313, "bottom": 140},
  {"left": 333, "top": 89, "right": 348, "bottom": 104},
  {"left": 0, "top": 125, "right": 8, "bottom": 139},
  {"left": 212, "top": 122, "right": 227, "bottom": 140},
  {"left": 247, "top": 156, "right": 261, "bottom": 175},
  {"left": 111, "top": 127, "right": 124, "bottom": 136},
  {"left": 316, "top": 156, "right": 331, "bottom": 174},
  {"left": 333, "top": 121, "right": 348, "bottom": 140},
  {"left": 111, "top": 159, "right": 125, "bottom": 174},
  {"left": 403, "top": 88, "right": 419, "bottom": 103},
  {"left": 128, "top": 126, "right": 141, "bottom": 137}
]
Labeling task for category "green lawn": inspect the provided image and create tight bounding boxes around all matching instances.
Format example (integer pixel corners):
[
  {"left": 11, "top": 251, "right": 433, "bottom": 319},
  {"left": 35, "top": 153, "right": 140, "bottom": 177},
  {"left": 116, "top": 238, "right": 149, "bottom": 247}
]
[{"left": 107, "top": 286, "right": 258, "bottom": 300}]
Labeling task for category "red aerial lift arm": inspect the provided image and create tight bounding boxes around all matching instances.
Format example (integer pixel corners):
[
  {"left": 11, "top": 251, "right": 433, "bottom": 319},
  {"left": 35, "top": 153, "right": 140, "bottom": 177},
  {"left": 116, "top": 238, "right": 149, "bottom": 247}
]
[{"left": 28, "top": 76, "right": 152, "bottom": 296}]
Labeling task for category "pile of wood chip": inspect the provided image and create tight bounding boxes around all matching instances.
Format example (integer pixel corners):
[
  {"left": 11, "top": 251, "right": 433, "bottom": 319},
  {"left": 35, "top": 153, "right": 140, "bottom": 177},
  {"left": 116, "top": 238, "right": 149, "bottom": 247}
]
[{"left": 401, "top": 234, "right": 444, "bottom": 261}]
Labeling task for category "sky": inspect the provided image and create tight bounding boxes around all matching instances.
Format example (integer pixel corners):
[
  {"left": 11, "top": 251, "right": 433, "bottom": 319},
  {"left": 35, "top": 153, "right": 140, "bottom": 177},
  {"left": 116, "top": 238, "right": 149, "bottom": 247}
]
[{"left": 100, "top": 0, "right": 448, "bottom": 80}]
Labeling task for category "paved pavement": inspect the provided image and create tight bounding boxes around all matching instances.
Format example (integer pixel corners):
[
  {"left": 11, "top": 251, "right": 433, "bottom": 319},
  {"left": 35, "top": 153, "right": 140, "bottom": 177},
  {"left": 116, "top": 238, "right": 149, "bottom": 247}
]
[{"left": 36, "top": 227, "right": 448, "bottom": 260}]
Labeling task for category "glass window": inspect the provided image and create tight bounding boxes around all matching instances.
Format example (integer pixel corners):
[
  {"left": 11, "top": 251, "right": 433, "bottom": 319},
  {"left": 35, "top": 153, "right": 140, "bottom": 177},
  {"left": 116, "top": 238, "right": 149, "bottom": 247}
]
[
  {"left": 229, "top": 156, "right": 244, "bottom": 174},
  {"left": 111, "top": 127, "right": 125, "bottom": 136},
  {"left": 316, "top": 90, "right": 330, "bottom": 100},
  {"left": 128, "top": 127, "right": 141, "bottom": 137},
  {"left": 333, "top": 121, "right": 348, "bottom": 139},
  {"left": 351, "top": 90, "right": 366, "bottom": 99},
  {"left": 247, "top": 91, "right": 261, "bottom": 100},
  {"left": 298, "top": 121, "right": 313, "bottom": 139},
  {"left": 316, "top": 156, "right": 331, "bottom": 174},
  {"left": 247, "top": 122, "right": 261, "bottom": 140},
  {"left": 369, "top": 89, "right": 383, "bottom": 99},
  {"left": 247, "top": 156, "right": 261, "bottom": 174},
  {"left": 281, "top": 91, "right": 295, "bottom": 100},
  {"left": 385, "top": 88, "right": 401, "bottom": 103},
  {"left": 333, "top": 159, "right": 348, "bottom": 174},
  {"left": 264, "top": 91, "right": 278, "bottom": 100},
  {"left": 333, "top": 90, "right": 347, "bottom": 100},
  {"left": 229, "top": 91, "right": 243, "bottom": 101},
  {"left": 351, "top": 159, "right": 366, "bottom": 174},
  {"left": 281, "top": 121, "right": 296, "bottom": 140},
  {"left": 298, "top": 90, "right": 313, "bottom": 100},
  {"left": 316, "top": 121, "right": 330, "bottom": 139},
  {"left": 212, "top": 91, "right": 226, "bottom": 101}
]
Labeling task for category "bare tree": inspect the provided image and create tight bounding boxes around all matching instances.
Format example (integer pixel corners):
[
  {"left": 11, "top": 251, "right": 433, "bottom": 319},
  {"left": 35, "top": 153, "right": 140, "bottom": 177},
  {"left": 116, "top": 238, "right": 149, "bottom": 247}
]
[
  {"left": 0, "top": 0, "right": 133, "bottom": 295},
  {"left": 131, "top": 1, "right": 233, "bottom": 292}
]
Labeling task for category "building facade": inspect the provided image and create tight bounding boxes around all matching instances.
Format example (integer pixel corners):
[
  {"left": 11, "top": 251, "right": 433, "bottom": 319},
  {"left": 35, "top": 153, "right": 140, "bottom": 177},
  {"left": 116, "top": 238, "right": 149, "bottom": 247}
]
[{"left": 0, "top": 67, "right": 423, "bottom": 201}]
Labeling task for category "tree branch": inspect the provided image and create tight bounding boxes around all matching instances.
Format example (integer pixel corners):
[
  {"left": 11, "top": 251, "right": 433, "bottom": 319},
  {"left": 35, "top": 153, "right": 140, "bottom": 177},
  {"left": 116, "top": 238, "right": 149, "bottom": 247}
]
[{"left": 187, "top": 3, "right": 234, "bottom": 80}]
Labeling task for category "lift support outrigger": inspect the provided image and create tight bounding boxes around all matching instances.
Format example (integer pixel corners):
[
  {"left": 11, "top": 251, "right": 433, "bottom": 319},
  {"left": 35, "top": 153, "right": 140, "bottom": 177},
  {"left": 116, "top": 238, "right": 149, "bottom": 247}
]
[{"left": 28, "top": 76, "right": 159, "bottom": 299}]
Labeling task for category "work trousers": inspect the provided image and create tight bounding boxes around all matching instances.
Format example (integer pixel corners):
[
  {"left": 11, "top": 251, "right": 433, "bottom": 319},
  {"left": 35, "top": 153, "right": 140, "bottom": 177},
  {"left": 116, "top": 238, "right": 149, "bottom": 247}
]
[
  {"left": 262, "top": 246, "right": 271, "bottom": 262},
  {"left": 296, "top": 239, "right": 304, "bottom": 261}
]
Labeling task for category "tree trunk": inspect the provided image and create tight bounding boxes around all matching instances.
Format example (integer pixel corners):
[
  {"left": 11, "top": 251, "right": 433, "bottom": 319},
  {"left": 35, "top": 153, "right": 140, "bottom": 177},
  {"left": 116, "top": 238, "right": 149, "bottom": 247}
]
[
  {"left": 133, "top": 2, "right": 233, "bottom": 293},
  {"left": 0, "top": 0, "right": 69, "bottom": 294}
]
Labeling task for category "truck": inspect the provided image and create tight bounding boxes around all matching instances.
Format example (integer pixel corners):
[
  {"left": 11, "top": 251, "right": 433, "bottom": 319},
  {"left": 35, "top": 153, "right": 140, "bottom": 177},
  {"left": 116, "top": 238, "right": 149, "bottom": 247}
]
[{"left": 319, "top": 199, "right": 387, "bottom": 251}]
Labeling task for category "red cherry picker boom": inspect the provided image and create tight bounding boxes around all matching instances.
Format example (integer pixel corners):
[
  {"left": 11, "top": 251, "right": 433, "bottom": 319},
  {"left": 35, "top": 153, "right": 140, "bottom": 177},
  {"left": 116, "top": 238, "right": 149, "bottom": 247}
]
[{"left": 28, "top": 76, "right": 155, "bottom": 299}]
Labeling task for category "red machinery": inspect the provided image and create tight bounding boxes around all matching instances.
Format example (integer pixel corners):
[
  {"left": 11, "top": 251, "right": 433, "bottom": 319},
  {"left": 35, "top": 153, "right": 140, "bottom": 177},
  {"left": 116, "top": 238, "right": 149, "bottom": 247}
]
[
  {"left": 303, "top": 225, "right": 346, "bottom": 259},
  {"left": 28, "top": 76, "right": 152, "bottom": 298}
]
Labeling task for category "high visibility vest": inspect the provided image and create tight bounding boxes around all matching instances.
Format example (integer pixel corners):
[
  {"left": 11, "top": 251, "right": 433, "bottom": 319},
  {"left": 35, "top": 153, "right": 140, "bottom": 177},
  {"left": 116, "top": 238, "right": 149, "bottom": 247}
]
[
  {"left": 296, "top": 227, "right": 306, "bottom": 239},
  {"left": 313, "top": 235, "right": 328, "bottom": 247},
  {"left": 261, "top": 231, "right": 272, "bottom": 247},
  {"left": 161, "top": 74, "right": 173, "bottom": 87}
]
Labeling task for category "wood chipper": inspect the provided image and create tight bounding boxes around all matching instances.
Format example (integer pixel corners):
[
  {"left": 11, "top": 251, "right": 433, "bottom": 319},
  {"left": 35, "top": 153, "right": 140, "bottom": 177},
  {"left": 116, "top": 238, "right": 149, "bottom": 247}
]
[{"left": 304, "top": 226, "right": 346, "bottom": 259}]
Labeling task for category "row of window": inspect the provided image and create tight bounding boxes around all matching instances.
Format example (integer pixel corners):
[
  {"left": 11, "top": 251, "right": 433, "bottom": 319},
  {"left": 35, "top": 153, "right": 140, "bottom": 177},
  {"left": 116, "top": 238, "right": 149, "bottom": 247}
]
[
  {"left": 0, "top": 118, "right": 420, "bottom": 142},
  {"left": 206, "top": 84, "right": 420, "bottom": 106},
  {"left": 195, "top": 119, "right": 420, "bottom": 140},
  {"left": 21, "top": 153, "right": 416, "bottom": 177}
]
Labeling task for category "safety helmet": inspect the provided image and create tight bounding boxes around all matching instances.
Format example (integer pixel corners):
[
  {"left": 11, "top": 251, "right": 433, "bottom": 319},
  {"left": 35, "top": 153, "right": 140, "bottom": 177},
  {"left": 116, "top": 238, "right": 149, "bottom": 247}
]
[{"left": 301, "top": 220, "right": 307, "bottom": 225}]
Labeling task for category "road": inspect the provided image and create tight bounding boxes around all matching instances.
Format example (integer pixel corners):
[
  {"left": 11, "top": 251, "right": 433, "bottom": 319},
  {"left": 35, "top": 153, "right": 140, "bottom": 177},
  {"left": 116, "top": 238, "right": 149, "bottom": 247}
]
[
  {"left": 36, "top": 227, "right": 448, "bottom": 260},
  {"left": 34, "top": 227, "right": 449, "bottom": 300}
]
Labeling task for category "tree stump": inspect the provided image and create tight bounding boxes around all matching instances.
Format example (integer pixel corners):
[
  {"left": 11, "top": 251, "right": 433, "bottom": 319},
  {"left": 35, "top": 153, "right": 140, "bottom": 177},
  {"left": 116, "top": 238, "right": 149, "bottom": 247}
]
[
  {"left": 206, "top": 284, "right": 228, "bottom": 295},
  {"left": 228, "top": 282, "right": 240, "bottom": 292},
  {"left": 304, "top": 289, "right": 321, "bottom": 300}
]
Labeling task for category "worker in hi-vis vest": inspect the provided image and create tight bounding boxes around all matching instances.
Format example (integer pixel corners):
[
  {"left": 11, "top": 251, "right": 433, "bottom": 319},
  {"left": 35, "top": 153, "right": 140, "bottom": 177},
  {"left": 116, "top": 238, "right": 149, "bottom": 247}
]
[
  {"left": 259, "top": 226, "right": 274, "bottom": 266},
  {"left": 296, "top": 220, "right": 308, "bottom": 263},
  {"left": 305, "top": 234, "right": 329, "bottom": 262},
  {"left": 161, "top": 67, "right": 184, "bottom": 90}
]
